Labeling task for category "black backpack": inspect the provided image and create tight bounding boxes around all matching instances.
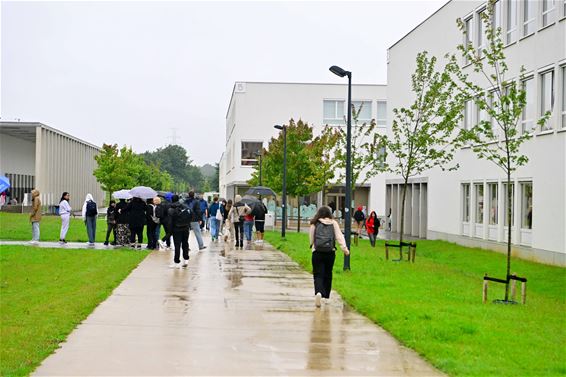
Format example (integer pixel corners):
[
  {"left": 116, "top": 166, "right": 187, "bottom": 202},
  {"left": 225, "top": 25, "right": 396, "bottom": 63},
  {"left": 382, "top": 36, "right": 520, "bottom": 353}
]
[
  {"left": 86, "top": 201, "right": 97, "bottom": 216},
  {"left": 314, "top": 222, "right": 335, "bottom": 252},
  {"left": 174, "top": 204, "right": 192, "bottom": 227}
]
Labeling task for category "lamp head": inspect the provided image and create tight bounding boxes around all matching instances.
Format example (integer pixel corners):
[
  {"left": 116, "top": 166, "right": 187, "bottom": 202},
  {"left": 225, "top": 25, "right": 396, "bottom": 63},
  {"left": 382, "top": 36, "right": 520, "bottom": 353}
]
[
  {"left": 274, "top": 125, "right": 284, "bottom": 130},
  {"left": 329, "top": 65, "right": 349, "bottom": 78}
]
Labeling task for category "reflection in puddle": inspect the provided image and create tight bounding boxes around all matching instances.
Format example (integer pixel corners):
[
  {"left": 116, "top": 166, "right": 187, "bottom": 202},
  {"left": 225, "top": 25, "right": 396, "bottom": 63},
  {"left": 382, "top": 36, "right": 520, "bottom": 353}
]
[{"left": 307, "top": 309, "right": 333, "bottom": 370}]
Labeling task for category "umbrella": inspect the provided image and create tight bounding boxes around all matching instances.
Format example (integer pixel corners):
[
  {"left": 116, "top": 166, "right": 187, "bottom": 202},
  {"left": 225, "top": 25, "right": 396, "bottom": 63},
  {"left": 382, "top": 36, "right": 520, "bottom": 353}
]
[
  {"left": 0, "top": 176, "right": 10, "bottom": 194},
  {"left": 245, "top": 186, "right": 277, "bottom": 197},
  {"left": 241, "top": 195, "right": 261, "bottom": 211},
  {"left": 112, "top": 189, "right": 133, "bottom": 200},
  {"left": 129, "top": 186, "right": 157, "bottom": 200}
]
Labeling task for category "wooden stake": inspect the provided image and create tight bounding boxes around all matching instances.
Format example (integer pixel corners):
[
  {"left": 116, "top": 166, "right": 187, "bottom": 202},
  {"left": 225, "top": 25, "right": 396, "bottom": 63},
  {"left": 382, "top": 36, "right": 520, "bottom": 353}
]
[
  {"left": 483, "top": 279, "right": 488, "bottom": 304},
  {"left": 511, "top": 274, "right": 517, "bottom": 302},
  {"left": 521, "top": 282, "right": 527, "bottom": 304},
  {"left": 385, "top": 244, "right": 389, "bottom": 260}
]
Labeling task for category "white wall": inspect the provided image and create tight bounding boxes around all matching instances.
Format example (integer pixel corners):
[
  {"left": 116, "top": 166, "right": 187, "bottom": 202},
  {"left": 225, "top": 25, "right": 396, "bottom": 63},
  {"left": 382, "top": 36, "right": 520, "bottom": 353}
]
[{"left": 0, "top": 133, "right": 35, "bottom": 176}]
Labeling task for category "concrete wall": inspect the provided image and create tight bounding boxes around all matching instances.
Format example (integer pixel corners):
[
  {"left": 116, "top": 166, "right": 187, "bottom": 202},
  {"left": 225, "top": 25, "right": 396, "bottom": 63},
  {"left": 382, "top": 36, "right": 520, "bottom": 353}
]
[
  {"left": 0, "top": 133, "right": 35, "bottom": 176},
  {"left": 371, "top": 0, "right": 566, "bottom": 264}
]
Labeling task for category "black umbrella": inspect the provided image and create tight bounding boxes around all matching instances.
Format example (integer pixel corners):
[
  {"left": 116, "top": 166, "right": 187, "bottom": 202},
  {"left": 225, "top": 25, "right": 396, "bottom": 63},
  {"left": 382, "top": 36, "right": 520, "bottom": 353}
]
[
  {"left": 245, "top": 186, "right": 277, "bottom": 197},
  {"left": 241, "top": 195, "right": 261, "bottom": 206}
]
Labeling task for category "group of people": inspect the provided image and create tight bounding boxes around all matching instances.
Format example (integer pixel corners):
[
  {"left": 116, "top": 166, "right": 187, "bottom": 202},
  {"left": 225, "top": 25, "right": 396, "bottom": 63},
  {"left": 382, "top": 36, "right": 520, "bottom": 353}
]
[{"left": 353, "top": 206, "right": 382, "bottom": 247}]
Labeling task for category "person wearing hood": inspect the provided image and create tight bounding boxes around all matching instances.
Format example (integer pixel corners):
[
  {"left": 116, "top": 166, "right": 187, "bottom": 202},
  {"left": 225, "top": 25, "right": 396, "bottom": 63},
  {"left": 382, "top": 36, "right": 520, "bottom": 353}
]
[
  {"left": 115, "top": 198, "right": 130, "bottom": 246},
  {"left": 82, "top": 193, "right": 98, "bottom": 246},
  {"left": 366, "top": 210, "right": 379, "bottom": 247},
  {"left": 124, "top": 197, "right": 147, "bottom": 249},
  {"left": 186, "top": 191, "right": 206, "bottom": 250},
  {"left": 29, "top": 189, "right": 42, "bottom": 245},
  {"left": 59, "top": 192, "right": 71, "bottom": 244},
  {"left": 228, "top": 195, "right": 248, "bottom": 249},
  {"left": 167, "top": 194, "right": 190, "bottom": 268},
  {"left": 309, "top": 206, "right": 349, "bottom": 308},
  {"left": 353, "top": 205, "right": 366, "bottom": 242}
]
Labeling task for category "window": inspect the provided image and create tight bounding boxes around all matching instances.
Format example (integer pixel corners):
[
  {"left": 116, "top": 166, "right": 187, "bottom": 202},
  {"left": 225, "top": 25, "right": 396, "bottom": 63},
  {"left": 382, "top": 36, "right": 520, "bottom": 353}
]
[
  {"left": 475, "top": 183, "right": 484, "bottom": 224},
  {"left": 523, "top": 0, "right": 536, "bottom": 35},
  {"left": 376, "top": 145, "right": 386, "bottom": 169},
  {"left": 352, "top": 100, "right": 372, "bottom": 122},
  {"left": 376, "top": 100, "right": 387, "bottom": 126},
  {"left": 540, "top": 70, "right": 554, "bottom": 131},
  {"left": 323, "top": 100, "right": 345, "bottom": 124},
  {"left": 489, "top": 183, "right": 498, "bottom": 225},
  {"left": 241, "top": 141, "right": 262, "bottom": 166},
  {"left": 562, "top": 66, "right": 566, "bottom": 128},
  {"left": 503, "top": 182, "right": 514, "bottom": 226},
  {"left": 542, "top": 0, "right": 556, "bottom": 26},
  {"left": 521, "top": 76, "right": 536, "bottom": 133},
  {"left": 464, "top": 16, "right": 473, "bottom": 64},
  {"left": 462, "top": 184, "right": 471, "bottom": 222},
  {"left": 563, "top": 0, "right": 566, "bottom": 17},
  {"left": 506, "top": 0, "right": 518, "bottom": 43},
  {"left": 493, "top": 1, "right": 502, "bottom": 30},
  {"left": 477, "top": 9, "right": 486, "bottom": 57},
  {"left": 464, "top": 100, "right": 473, "bottom": 130},
  {"left": 521, "top": 182, "right": 532, "bottom": 229}
]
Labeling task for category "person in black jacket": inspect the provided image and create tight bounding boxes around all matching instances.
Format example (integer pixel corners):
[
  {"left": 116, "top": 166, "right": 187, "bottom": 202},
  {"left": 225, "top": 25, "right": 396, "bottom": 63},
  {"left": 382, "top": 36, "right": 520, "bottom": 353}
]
[
  {"left": 125, "top": 197, "right": 147, "bottom": 249},
  {"left": 146, "top": 198, "right": 159, "bottom": 250},
  {"left": 168, "top": 195, "right": 190, "bottom": 268},
  {"left": 115, "top": 198, "right": 130, "bottom": 246},
  {"left": 158, "top": 197, "right": 172, "bottom": 250},
  {"left": 104, "top": 200, "right": 117, "bottom": 246},
  {"left": 185, "top": 191, "right": 205, "bottom": 250}
]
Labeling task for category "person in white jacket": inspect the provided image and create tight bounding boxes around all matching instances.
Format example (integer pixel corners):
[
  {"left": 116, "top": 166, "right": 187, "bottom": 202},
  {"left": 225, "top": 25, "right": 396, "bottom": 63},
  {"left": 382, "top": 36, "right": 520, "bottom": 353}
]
[
  {"left": 59, "top": 192, "right": 72, "bottom": 244},
  {"left": 309, "top": 206, "right": 350, "bottom": 307},
  {"left": 82, "top": 193, "right": 98, "bottom": 245}
]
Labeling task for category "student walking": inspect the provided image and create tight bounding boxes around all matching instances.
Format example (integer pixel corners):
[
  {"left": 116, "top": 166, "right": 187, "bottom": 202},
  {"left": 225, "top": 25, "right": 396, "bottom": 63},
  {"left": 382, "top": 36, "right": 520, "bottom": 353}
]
[
  {"left": 146, "top": 198, "right": 160, "bottom": 250},
  {"left": 186, "top": 191, "right": 206, "bottom": 250},
  {"left": 208, "top": 197, "right": 222, "bottom": 242},
  {"left": 243, "top": 206, "right": 254, "bottom": 250},
  {"left": 353, "top": 206, "right": 366, "bottom": 239},
  {"left": 309, "top": 206, "right": 349, "bottom": 307},
  {"left": 158, "top": 196, "right": 172, "bottom": 250},
  {"left": 82, "top": 194, "right": 98, "bottom": 246},
  {"left": 366, "top": 211, "right": 379, "bottom": 247},
  {"left": 253, "top": 200, "right": 268, "bottom": 245},
  {"left": 223, "top": 199, "right": 233, "bottom": 242},
  {"left": 229, "top": 195, "right": 248, "bottom": 249},
  {"left": 115, "top": 198, "right": 130, "bottom": 246},
  {"left": 58, "top": 192, "right": 71, "bottom": 244},
  {"left": 104, "top": 200, "right": 117, "bottom": 246},
  {"left": 29, "top": 189, "right": 42, "bottom": 245},
  {"left": 125, "top": 197, "right": 146, "bottom": 249},
  {"left": 168, "top": 195, "right": 191, "bottom": 268}
]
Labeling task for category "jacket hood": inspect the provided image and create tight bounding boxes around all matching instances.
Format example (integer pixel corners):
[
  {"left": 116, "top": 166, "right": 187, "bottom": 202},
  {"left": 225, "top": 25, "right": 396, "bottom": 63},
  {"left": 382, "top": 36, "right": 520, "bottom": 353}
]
[
  {"left": 84, "top": 193, "right": 94, "bottom": 202},
  {"left": 318, "top": 218, "right": 334, "bottom": 225},
  {"left": 234, "top": 195, "right": 242, "bottom": 203},
  {"left": 31, "top": 189, "right": 40, "bottom": 197}
]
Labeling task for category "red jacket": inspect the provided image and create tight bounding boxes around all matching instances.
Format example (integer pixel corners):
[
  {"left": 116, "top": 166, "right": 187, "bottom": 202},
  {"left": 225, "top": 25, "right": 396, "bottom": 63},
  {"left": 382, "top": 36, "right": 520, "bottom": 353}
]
[{"left": 366, "top": 217, "right": 378, "bottom": 234}]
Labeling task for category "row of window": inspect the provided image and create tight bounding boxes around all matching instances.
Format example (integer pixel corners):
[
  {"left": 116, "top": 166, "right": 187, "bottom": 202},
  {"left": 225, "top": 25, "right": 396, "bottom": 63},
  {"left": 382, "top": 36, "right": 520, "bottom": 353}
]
[
  {"left": 464, "top": 0, "right": 566, "bottom": 63},
  {"left": 462, "top": 181, "right": 532, "bottom": 229},
  {"left": 463, "top": 65, "right": 566, "bottom": 133},
  {"left": 323, "top": 99, "right": 387, "bottom": 126}
]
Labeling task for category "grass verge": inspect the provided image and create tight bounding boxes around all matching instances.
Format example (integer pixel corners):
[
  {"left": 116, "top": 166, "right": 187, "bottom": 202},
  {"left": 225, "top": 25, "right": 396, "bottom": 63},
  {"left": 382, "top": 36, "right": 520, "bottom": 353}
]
[
  {"left": 0, "top": 245, "right": 149, "bottom": 376},
  {"left": 265, "top": 231, "right": 566, "bottom": 377}
]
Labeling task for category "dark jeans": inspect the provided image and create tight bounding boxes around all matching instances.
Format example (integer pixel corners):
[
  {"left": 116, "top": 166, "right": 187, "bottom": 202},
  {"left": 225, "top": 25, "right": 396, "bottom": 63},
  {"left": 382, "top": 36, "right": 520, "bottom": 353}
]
[
  {"left": 172, "top": 228, "right": 190, "bottom": 263},
  {"left": 105, "top": 222, "right": 116, "bottom": 243},
  {"left": 147, "top": 222, "right": 157, "bottom": 249},
  {"left": 368, "top": 232, "right": 377, "bottom": 247},
  {"left": 312, "top": 251, "right": 336, "bottom": 299},
  {"left": 129, "top": 225, "right": 144, "bottom": 244},
  {"left": 161, "top": 221, "right": 172, "bottom": 247},
  {"left": 234, "top": 221, "right": 244, "bottom": 247}
]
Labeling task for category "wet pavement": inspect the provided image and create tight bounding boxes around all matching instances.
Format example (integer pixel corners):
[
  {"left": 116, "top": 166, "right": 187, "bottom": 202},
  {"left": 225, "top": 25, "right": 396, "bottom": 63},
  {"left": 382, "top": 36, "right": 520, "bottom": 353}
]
[{"left": 31, "top": 234, "right": 442, "bottom": 376}]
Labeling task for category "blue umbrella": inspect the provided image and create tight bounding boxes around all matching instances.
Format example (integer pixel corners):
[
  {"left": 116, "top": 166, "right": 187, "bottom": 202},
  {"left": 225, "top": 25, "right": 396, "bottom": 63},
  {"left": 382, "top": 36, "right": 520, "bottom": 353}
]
[{"left": 0, "top": 176, "right": 10, "bottom": 194}]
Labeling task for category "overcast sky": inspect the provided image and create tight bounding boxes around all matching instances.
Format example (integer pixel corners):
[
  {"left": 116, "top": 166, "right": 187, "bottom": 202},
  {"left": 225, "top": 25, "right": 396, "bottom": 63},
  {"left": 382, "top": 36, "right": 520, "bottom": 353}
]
[{"left": 1, "top": 0, "right": 446, "bottom": 166}]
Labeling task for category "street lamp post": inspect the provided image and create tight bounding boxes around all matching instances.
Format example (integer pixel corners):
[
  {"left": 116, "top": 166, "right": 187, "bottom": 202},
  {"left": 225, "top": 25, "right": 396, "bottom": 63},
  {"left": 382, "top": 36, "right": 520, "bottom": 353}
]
[
  {"left": 329, "top": 65, "right": 352, "bottom": 270},
  {"left": 274, "top": 125, "right": 287, "bottom": 238},
  {"left": 255, "top": 151, "right": 263, "bottom": 186}
]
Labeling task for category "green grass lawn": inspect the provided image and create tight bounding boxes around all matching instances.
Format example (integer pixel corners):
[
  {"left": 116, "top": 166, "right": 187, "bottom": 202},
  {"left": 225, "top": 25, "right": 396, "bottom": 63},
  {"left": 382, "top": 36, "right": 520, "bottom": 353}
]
[
  {"left": 265, "top": 231, "right": 566, "bottom": 377},
  {"left": 0, "top": 245, "right": 149, "bottom": 376}
]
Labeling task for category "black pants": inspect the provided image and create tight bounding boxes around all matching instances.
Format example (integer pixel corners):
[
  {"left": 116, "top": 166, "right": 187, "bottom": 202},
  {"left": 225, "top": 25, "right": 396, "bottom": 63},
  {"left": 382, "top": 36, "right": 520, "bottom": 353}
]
[
  {"left": 234, "top": 222, "right": 244, "bottom": 247},
  {"left": 368, "top": 232, "right": 377, "bottom": 247},
  {"left": 129, "top": 225, "right": 144, "bottom": 244},
  {"left": 312, "top": 251, "right": 336, "bottom": 299},
  {"left": 147, "top": 222, "right": 157, "bottom": 249},
  {"left": 161, "top": 221, "right": 172, "bottom": 247},
  {"left": 172, "top": 228, "right": 190, "bottom": 263},
  {"left": 105, "top": 223, "right": 116, "bottom": 243}
]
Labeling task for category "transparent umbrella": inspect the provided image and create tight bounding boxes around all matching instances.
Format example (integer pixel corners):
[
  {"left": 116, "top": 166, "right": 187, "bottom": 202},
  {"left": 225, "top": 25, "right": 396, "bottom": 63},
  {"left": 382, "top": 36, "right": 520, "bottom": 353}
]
[
  {"left": 112, "top": 189, "right": 133, "bottom": 200},
  {"left": 129, "top": 186, "right": 157, "bottom": 200}
]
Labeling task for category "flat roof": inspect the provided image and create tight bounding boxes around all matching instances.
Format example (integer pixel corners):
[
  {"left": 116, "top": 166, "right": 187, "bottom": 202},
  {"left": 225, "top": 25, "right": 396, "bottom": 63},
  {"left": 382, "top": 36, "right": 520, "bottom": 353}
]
[{"left": 0, "top": 121, "right": 101, "bottom": 150}]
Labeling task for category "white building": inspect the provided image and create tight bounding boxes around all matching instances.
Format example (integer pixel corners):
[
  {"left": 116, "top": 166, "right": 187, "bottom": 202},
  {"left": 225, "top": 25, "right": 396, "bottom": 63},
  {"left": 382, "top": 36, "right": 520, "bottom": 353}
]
[
  {"left": 371, "top": 0, "right": 566, "bottom": 265},
  {"left": 219, "top": 81, "right": 387, "bottom": 216},
  {"left": 0, "top": 121, "right": 104, "bottom": 210}
]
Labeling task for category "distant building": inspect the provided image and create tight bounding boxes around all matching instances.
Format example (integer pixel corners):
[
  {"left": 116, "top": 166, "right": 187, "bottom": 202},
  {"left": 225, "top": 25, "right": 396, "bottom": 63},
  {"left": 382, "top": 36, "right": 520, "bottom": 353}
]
[
  {"left": 219, "top": 81, "right": 387, "bottom": 215},
  {"left": 371, "top": 0, "right": 566, "bottom": 265},
  {"left": 0, "top": 121, "right": 104, "bottom": 210}
]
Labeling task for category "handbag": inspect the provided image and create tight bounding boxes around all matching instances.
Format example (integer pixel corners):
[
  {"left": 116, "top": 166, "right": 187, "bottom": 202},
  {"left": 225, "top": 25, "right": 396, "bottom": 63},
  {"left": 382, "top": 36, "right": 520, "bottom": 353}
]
[{"left": 215, "top": 208, "right": 223, "bottom": 221}]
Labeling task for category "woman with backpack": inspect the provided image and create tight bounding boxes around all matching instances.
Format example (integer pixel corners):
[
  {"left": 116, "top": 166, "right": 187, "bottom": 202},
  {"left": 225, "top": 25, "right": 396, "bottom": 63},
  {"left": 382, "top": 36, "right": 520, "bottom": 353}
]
[
  {"left": 82, "top": 193, "right": 98, "bottom": 246},
  {"left": 309, "top": 206, "right": 349, "bottom": 308},
  {"left": 58, "top": 192, "right": 71, "bottom": 244},
  {"left": 366, "top": 211, "right": 379, "bottom": 247},
  {"left": 228, "top": 195, "right": 248, "bottom": 249}
]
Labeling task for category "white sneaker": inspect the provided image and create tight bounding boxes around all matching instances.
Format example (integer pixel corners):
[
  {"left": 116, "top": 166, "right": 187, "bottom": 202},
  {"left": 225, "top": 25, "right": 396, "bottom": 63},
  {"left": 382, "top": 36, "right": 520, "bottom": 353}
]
[
  {"left": 182, "top": 259, "right": 189, "bottom": 268},
  {"left": 315, "top": 292, "right": 322, "bottom": 308},
  {"left": 158, "top": 240, "right": 165, "bottom": 249},
  {"left": 28, "top": 240, "right": 39, "bottom": 245},
  {"left": 169, "top": 263, "right": 181, "bottom": 269}
]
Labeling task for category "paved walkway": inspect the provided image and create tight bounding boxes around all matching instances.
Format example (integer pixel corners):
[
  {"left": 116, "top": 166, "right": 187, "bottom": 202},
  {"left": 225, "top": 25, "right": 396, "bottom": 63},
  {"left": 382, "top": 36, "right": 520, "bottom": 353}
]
[{"left": 26, "top": 235, "right": 442, "bottom": 376}]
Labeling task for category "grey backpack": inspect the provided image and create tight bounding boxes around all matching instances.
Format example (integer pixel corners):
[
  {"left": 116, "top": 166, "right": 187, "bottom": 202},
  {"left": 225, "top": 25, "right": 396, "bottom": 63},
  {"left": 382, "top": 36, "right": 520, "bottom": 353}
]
[{"left": 314, "top": 222, "right": 335, "bottom": 252}]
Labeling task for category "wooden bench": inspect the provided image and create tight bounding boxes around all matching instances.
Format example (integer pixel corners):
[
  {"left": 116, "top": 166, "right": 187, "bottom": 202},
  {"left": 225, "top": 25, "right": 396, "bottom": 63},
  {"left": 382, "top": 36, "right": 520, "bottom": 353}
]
[{"left": 384, "top": 241, "right": 416, "bottom": 262}]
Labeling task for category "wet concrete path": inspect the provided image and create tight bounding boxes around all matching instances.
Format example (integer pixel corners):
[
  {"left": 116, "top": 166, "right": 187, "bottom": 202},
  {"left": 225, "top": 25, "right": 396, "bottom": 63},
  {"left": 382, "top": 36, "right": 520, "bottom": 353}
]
[{"left": 32, "top": 235, "right": 442, "bottom": 376}]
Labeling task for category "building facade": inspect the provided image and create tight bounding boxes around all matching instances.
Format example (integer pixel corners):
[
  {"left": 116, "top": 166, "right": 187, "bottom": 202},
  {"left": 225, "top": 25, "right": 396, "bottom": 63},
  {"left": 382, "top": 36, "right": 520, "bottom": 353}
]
[
  {"left": 0, "top": 121, "right": 104, "bottom": 210},
  {"left": 371, "top": 0, "right": 566, "bottom": 265},
  {"left": 219, "top": 81, "right": 387, "bottom": 218}
]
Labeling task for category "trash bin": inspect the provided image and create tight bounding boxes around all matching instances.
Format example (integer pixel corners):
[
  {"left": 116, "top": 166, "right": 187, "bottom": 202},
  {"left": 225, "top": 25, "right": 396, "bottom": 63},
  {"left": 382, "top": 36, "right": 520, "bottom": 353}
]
[{"left": 265, "top": 212, "right": 274, "bottom": 229}]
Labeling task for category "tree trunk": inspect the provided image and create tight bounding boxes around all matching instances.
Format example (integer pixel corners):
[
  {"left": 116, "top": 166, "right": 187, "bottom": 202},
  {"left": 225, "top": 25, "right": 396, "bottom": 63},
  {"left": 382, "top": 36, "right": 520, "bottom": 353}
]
[
  {"left": 505, "top": 171, "right": 512, "bottom": 301},
  {"left": 297, "top": 196, "right": 301, "bottom": 233},
  {"left": 399, "top": 178, "right": 409, "bottom": 247}
]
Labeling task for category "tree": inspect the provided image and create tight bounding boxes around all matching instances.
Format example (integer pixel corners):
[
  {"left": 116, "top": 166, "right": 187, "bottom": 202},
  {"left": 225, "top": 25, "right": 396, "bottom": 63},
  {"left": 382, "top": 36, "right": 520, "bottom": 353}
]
[
  {"left": 304, "top": 125, "right": 340, "bottom": 198},
  {"left": 210, "top": 163, "right": 220, "bottom": 192},
  {"left": 370, "top": 51, "right": 465, "bottom": 249},
  {"left": 142, "top": 144, "right": 203, "bottom": 192},
  {"left": 448, "top": 0, "right": 550, "bottom": 301}
]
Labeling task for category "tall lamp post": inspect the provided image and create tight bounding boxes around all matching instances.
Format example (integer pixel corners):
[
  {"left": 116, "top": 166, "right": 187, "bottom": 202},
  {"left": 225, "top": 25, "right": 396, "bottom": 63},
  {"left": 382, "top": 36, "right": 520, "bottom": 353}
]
[
  {"left": 329, "top": 65, "right": 352, "bottom": 270},
  {"left": 255, "top": 151, "right": 263, "bottom": 186},
  {"left": 274, "top": 124, "right": 287, "bottom": 238}
]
